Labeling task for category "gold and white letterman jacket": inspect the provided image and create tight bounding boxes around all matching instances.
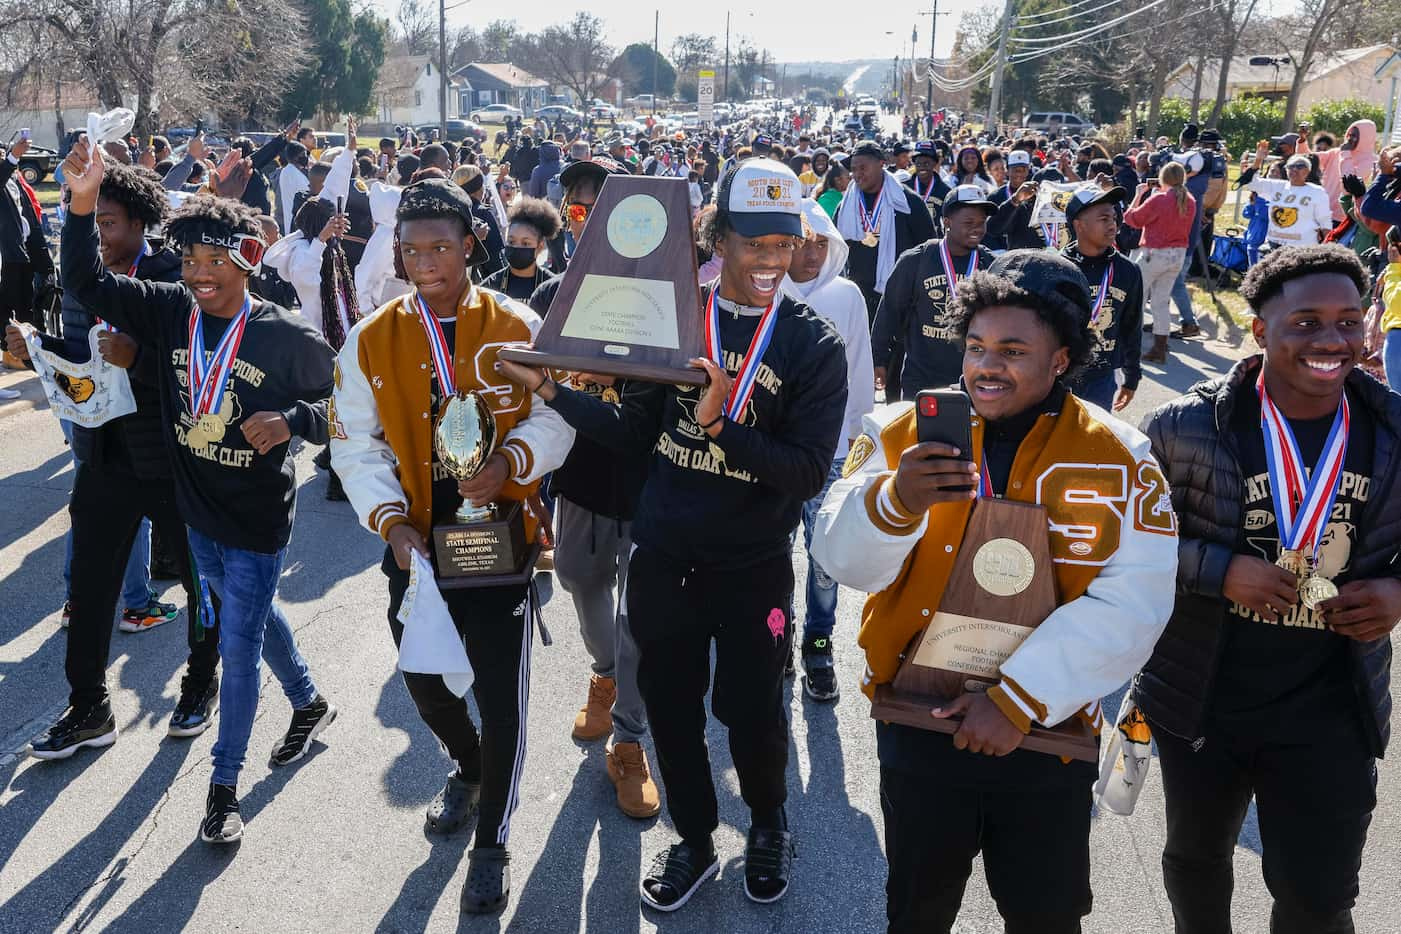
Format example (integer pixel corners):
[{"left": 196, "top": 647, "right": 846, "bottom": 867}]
[
  {"left": 329, "top": 286, "right": 574, "bottom": 545},
  {"left": 811, "top": 395, "right": 1179, "bottom": 734}
]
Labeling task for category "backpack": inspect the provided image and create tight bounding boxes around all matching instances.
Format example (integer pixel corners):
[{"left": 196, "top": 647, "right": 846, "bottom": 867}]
[
  {"left": 545, "top": 172, "right": 563, "bottom": 208},
  {"left": 1202, "top": 151, "right": 1229, "bottom": 213}
]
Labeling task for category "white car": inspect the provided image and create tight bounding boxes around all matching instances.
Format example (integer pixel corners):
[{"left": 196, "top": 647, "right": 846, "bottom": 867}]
[{"left": 470, "top": 103, "right": 523, "bottom": 124}]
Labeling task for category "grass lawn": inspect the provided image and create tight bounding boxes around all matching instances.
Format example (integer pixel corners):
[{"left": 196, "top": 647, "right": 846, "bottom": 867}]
[{"left": 33, "top": 181, "right": 61, "bottom": 207}]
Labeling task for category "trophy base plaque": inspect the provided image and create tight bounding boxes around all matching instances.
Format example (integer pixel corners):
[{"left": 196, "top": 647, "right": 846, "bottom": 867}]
[
  {"left": 868, "top": 497, "right": 1099, "bottom": 762},
  {"left": 432, "top": 499, "right": 537, "bottom": 588},
  {"left": 496, "top": 347, "right": 707, "bottom": 387}
]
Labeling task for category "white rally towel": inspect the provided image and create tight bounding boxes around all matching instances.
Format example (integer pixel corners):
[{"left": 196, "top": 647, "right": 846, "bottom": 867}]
[
  {"left": 1093, "top": 691, "right": 1153, "bottom": 816},
  {"left": 85, "top": 109, "right": 136, "bottom": 151},
  {"left": 835, "top": 171, "right": 911, "bottom": 294},
  {"left": 396, "top": 549, "right": 474, "bottom": 697},
  {"left": 14, "top": 320, "right": 137, "bottom": 428},
  {"left": 1028, "top": 180, "right": 1082, "bottom": 228}
]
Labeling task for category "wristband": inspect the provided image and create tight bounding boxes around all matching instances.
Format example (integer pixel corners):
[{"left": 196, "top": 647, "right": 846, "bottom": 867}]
[{"left": 699, "top": 413, "right": 725, "bottom": 430}]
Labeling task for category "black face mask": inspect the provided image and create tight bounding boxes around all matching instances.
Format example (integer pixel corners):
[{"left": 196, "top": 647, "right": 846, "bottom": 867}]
[{"left": 506, "top": 246, "right": 537, "bottom": 270}]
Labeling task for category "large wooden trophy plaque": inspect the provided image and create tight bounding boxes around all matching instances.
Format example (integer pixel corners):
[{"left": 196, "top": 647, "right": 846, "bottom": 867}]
[
  {"left": 497, "top": 175, "right": 706, "bottom": 385},
  {"left": 870, "top": 498, "right": 1099, "bottom": 761}
]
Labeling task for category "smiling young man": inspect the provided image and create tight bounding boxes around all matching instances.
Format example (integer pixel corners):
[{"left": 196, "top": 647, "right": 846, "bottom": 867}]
[
  {"left": 331, "top": 178, "right": 574, "bottom": 915},
  {"left": 871, "top": 185, "right": 997, "bottom": 401},
  {"left": 1138, "top": 245, "right": 1401, "bottom": 934},
  {"left": 13, "top": 160, "right": 223, "bottom": 759},
  {"left": 497, "top": 158, "right": 848, "bottom": 912},
  {"left": 910, "top": 140, "right": 953, "bottom": 236},
  {"left": 813, "top": 250, "right": 1178, "bottom": 934},
  {"left": 1060, "top": 185, "right": 1143, "bottom": 412},
  {"left": 57, "top": 138, "right": 338, "bottom": 846}
]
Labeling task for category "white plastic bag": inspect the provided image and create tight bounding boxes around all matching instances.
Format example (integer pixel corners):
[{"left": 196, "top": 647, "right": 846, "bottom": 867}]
[{"left": 396, "top": 549, "right": 474, "bottom": 697}]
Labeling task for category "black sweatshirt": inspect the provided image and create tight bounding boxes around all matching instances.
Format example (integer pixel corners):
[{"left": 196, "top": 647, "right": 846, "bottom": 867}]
[
  {"left": 61, "top": 210, "right": 335, "bottom": 553},
  {"left": 844, "top": 184, "right": 938, "bottom": 299},
  {"left": 546, "top": 289, "right": 848, "bottom": 570},
  {"left": 871, "top": 240, "right": 997, "bottom": 400},
  {"left": 1062, "top": 242, "right": 1145, "bottom": 392}
]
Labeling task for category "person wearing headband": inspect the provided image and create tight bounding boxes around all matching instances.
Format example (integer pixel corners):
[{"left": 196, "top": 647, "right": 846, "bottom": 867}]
[
  {"left": 330, "top": 176, "right": 574, "bottom": 916},
  {"left": 497, "top": 158, "right": 848, "bottom": 913},
  {"left": 54, "top": 137, "right": 339, "bottom": 847}
]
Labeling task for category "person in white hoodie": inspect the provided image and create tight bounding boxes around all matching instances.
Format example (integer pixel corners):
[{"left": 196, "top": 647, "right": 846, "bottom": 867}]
[
  {"left": 783, "top": 198, "right": 875, "bottom": 701},
  {"left": 354, "top": 181, "right": 410, "bottom": 310}
]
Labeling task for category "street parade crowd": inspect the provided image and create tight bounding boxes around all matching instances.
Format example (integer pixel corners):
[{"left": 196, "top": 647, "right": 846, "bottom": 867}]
[{"left": 4, "top": 99, "right": 1401, "bottom": 933}]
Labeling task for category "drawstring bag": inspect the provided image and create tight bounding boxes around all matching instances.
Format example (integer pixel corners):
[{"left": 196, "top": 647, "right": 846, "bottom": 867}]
[{"left": 1094, "top": 691, "right": 1153, "bottom": 816}]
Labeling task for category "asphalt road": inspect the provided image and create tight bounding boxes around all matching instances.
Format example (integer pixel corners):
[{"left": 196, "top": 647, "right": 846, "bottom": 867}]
[{"left": 2, "top": 308, "right": 1398, "bottom": 934}]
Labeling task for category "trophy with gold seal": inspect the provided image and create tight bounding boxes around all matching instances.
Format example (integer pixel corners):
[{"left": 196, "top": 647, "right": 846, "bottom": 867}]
[{"left": 431, "top": 390, "right": 533, "bottom": 587}]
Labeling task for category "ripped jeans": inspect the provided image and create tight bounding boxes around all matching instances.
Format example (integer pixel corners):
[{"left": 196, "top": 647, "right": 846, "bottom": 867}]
[{"left": 800, "top": 457, "right": 845, "bottom": 640}]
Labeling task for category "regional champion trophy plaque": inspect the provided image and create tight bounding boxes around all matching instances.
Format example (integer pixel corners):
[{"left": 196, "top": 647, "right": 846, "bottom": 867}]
[
  {"left": 870, "top": 498, "right": 1098, "bottom": 761},
  {"left": 496, "top": 175, "right": 705, "bottom": 385}
]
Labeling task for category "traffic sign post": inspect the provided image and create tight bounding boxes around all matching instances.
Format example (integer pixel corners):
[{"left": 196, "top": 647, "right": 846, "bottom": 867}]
[{"left": 698, "top": 69, "right": 715, "bottom": 126}]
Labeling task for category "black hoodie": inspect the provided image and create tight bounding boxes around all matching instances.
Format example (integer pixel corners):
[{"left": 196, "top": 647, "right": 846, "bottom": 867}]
[{"left": 1061, "top": 241, "right": 1144, "bottom": 391}]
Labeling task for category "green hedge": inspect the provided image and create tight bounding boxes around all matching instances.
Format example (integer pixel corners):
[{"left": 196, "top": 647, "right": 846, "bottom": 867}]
[{"left": 1142, "top": 97, "right": 1387, "bottom": 157}]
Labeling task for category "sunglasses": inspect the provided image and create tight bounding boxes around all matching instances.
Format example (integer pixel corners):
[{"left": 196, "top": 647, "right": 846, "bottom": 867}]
[{"left": 566, "top": 202, "right": 593, "bottom": 223}]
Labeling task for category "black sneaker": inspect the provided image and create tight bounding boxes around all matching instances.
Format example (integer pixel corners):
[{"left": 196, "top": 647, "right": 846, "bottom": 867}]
[
  {"left": 743, "top": 826, "right": 795, "bottom": 904},
  {"left": 640, "top": 841, "right": 719, "bottom": 912},
  {"left": 801, "top": 635, "right": 840, "bottom": 702},
  {"left": 425, "top": 772, "right": 480, "bottom": 834},
  {"left": 169, "top": 677, "right": 219, "bottom": 738},
  {"left": 29, "top": 702, "right": 117, "bottom": 760},
  {"left": 324, "top": 470, "right": 348, "bottom": 501},
  {"left": 200, "top": 782, "right": 243, "bottom": 844},
  {"left": 269, "top": 694, "right": 337, "bottom": 767},
  {"left": 461, "top": 847, "right": 511, "bottom": 914}
]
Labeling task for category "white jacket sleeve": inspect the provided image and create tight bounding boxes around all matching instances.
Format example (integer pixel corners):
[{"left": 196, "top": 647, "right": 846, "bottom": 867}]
[
  {"left": 287, "top": 239, "right": 327, "bottom": 325},
  {"left": 836, "top": 281, "right": 876, "bottom": 446},
  {"left": 494, "top": 299, "right": 576, "bottom": 484},
  {"left": 810, "top": 405, "right": 926, "bottom": 593},
  {"left": 329, "top": 322, "right": 409, "bottom": 539},
  {"left": 354, "top": 227, "right": 394, "bottom": 310},
  {"left": 996, "top": 430, "right": 1179, "bottom": 728}
]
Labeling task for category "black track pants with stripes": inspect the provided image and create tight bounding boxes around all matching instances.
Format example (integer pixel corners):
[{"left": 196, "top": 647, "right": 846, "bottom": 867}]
[{"left": 383, "top": 548, "right": 532, "bottom": 849}]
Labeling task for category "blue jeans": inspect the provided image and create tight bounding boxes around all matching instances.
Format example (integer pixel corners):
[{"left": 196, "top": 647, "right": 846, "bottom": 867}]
[
  {"left": 1073, "top": 369, "right": 1117, "bottom": 410},
  {"left": 187, "top": 527, "right": 316, "bottom": 787},
  {"left": 1385, "top": 330, "right": 1401, "bottom": 390},
  {"left": 59, "top": 419, "right": 151, "bottom": 610},
  {"left": 800, "top": 458, "right": 845, "bottom": 640},
  {"left": 1171, "top": 248, "right": 1199, "bottom": 327}
]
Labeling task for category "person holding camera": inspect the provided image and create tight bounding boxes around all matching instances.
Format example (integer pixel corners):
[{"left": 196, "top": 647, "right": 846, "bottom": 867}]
[{"left": 1125, "top": 161, "right": 1197, "bottom": 363}]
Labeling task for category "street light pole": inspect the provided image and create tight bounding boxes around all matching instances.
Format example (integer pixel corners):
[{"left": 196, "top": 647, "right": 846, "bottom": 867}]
[
  {"left": 988, "top": 0, "right": 1014, "bottom": 131},
  {"left": 652, "top": 11, "right": 659, "bottom": 116},
  {"left": 438, "top": 0, "right": 448, "bottom": 136},
  {"left": 724, "top": 12, "right": 731, "bottom": 104}
]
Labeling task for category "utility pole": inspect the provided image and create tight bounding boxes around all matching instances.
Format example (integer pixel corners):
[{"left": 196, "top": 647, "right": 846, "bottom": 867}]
[
  {"left": 652, "top": 11, "right": 659, "bottom": 116},
  {"left": 988, "top": 0, "right": 1014, "bottom": 132},
  {"left": 438, "top": 0, "right": 448, "bottom": 136},
  {"left": 917, "top": 1, "right": 950, "bottom": 114},
  {"left": 723, "top": 12, "right": 731, "bottom": 104}
]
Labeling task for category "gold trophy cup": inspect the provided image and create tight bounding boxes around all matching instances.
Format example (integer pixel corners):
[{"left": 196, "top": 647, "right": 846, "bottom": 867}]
[{"left": 431, "top": 391, "right": 531, "bottom": 586}]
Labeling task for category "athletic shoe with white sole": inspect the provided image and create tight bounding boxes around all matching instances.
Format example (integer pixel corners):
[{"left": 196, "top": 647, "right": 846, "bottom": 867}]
[
  {"left": 268, "top": 694, "right": 336, "bottom": 767},
  {"left": 29, "top": 702, "right": 117, "bottom": 760},
  {"left": 169, "top": 677, "right": 219, "bottom": 737},
  {"left": 640, "top": 842, "right": 719, "bottom": 912},
  {"left": 801, "top": 635, "right": 840, "bottom": 702},
  {"left": 743, "top": 826, "right": 795, "bottom": 903},
  {"left": 118, "top": 597, "right": 179, "bottom": 633},
  {"left": 200, "top": 783, "right": 243, "bottom": 844}
]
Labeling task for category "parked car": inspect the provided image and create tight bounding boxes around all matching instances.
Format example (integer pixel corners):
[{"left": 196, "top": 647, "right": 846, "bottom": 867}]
[
  {"left": 536, "top": 105, "right": 583, "bottom": 124},
  {"left": 414, "top": 119, "right": 488, "bottom": 143},
  {"left": 10, "top": 143, "right": 58, "bottom": 184},
  {"left": 470, "top": 103, "right": 523, "bottom": 124},
  {"left": 589, "top": 101, "right": 619, "bottom": 120},
  {"left": 1023, "top": 111, "right": 1095, "bottom": 135}
]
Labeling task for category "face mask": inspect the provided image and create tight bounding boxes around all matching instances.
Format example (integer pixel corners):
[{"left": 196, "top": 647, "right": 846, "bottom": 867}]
[{"left": 506, "top": 246, "right": 536, "bottom": 270}]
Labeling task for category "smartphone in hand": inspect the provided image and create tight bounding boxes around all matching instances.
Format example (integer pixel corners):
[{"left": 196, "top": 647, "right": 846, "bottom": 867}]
[{"left": 916, "top": 390, "right": 975, "bottom": 492}]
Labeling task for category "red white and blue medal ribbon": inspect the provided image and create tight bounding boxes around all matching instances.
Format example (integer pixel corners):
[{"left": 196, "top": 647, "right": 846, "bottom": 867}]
[
  {"left": 1257, "top": 374, "right": 1350, "bottom": 561},
  {"left": 413, "top": 291, "right": 456, "bottom": 396},
  {"left": 1040, "top": 223, "right": 1058, "bottom": 247},
  {"left": 976, "top": 457, "right": 994, "bottom": 498},
  {"left": 915, "top": 175, "right": 937, "bottom": 202},
  {"left": 938, "top": 240, "right": 978, "bottom": 288},
  {"left": 704, "top": 289, "right": 777, "bottom": 421},
  {"left": 187, "top": 293, "right": 250, "bottom": 420},
  {"left": 1089, "top": 263, "right": 1114, "bottom": 327},
  {"left": 858, "top": 186, "right": 885, "bottom": 234}
]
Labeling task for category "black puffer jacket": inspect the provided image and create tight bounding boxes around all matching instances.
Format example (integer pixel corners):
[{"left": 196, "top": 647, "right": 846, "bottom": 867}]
[
  {"left": 1136, "top": 355, "right": 1401, "bottom": 756},
  {"left": 37, "top": 244, "right": 181, "bottom": 480}
]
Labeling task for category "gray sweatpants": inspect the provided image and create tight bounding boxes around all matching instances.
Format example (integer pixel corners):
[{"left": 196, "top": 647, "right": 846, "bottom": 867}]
[{"left": 553, "top": 496, "right": 647, "bottom": 742}]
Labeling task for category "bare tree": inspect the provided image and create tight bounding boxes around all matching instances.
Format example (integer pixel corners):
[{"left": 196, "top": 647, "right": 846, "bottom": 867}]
[
  {"left": 1206, "top": 0, "right": 1260, "bottom": 125},
  {"left": 528, "top": 13, "right": 612, "bottom": 104},
  {"left": 396, "top": 0, "right": 436, "bottom": 56}
]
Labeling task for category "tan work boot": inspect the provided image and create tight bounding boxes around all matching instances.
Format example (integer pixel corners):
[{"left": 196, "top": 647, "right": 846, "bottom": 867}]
[
  {"left": 1143, "top": 335, "right": 1170, "bottom": 364},
  {"left": 572, "top": 674, "right": 615, "bottom": 741},
  {"left": 606, "top": 741, "right": 661, "bottom": 818}
]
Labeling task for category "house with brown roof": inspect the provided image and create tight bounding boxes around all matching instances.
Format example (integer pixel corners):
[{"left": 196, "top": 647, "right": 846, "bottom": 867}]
[{"left": 452, "top": 63, "right": 548, "bottom": 115}]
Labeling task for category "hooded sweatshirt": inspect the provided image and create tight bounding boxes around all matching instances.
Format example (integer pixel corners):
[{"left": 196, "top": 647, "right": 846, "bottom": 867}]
[
  {"left": 353, "top": 182, "right": 410, "bottom": 310},
  {"left": 783, "top": 199, "right": 875, "bottom": 446},
  {"left": 527, "top": 142, "right": 562, "bottom": 200},
  {"left": 1311, "top": 120, "right": 1378, "bottom": 222},
  {"left": 262, "top": 146, "right": 356, "bottom": 337}
]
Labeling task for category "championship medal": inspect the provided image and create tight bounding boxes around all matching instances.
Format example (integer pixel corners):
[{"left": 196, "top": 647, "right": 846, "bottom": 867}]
[
  {"left": 186, "top": 293, "right": 251, "bottom": 453},
  {"left": 862, "top": 230, "right": 879, "bottom": 247},
  {"left": 601, "top": 387, "right": 621, "bottom": 404},
  {"left": 857, "top": 186, "right": 885, "bottom": 248},
  {"left": 938, "top": 239, "right": 979, "bottom": 292},
  {"left": 702, "top": 288, "right": 778, "bottom": 461},
  {"left": 1257, "top": 374, "right": 1350, "bottom": 608}
]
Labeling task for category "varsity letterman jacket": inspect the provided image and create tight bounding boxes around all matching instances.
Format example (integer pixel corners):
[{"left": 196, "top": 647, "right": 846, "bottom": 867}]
[
  {"left": 811, "top": 391, "right": 1179, "bottom": 734},
  {"left": 329, "top": 286, "right": 574, "bottom": 545}
]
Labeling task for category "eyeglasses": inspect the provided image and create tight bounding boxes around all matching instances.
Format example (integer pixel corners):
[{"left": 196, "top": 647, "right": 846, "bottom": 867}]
[{"left": 566, "top": 202, "right": 593, "bottom": 223}]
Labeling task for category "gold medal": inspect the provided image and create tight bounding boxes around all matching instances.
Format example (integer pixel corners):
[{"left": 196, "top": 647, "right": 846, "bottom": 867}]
[
  {"left": 1300, "top": 575, "right": 1339, "bottom": 610},
  {"left": 1276, "top": 548, "right": 1307, "bottom": 577},
  {"left": 197, "top": 412, "right": 225, "bottom": 443},
  {"left": 862, "top": 230, "right": 879, "bottom": 248},
  {"left": 601, "top": 387, "right": 620, "bottom": 404},
  {"left": 186, "top": 425, "right": 210, "bottom": 451}
]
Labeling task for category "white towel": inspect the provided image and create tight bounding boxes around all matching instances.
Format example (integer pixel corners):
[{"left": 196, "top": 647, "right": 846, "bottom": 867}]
[
  {"left": 835, "top": 172, "right": 910, "bottom": 294},
  {"left": 396, "top": 550, "right": 474, "bottom": 697}
]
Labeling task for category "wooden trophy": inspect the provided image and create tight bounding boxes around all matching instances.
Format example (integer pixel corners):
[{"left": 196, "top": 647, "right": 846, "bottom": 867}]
[
  {"left": 497, "top": 175, "right": 706, "bottom": 385},
  {"left": 870, "top": 498, "right": 1099, "bottom": 761}
]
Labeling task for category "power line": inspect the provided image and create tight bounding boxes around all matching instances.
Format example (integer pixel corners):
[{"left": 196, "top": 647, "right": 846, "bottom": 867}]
[
  {"left": 1009, "top": 0, "right": 1171, "bottom": 45},
  {"left": 1016, "top": 0, "right": 1115, "bottom": 22},
  {"left": 1011, "top": 0, "right": 1127, "bottom": 31},
  {"left": 1007, "top": 0, "right": 1221, "bottom": 62}
]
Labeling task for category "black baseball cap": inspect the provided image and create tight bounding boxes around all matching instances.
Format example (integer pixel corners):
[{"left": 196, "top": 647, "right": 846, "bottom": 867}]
[
  {"left": 851, "top": 140, "right": 885, "bottom": 161},
  {"left": 559, "top": 155, "right": 627, "bottom": 191},
  {"left": 1063, "top": 185, "right": 1127, "bottom": 226}
]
